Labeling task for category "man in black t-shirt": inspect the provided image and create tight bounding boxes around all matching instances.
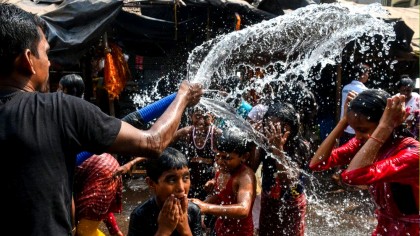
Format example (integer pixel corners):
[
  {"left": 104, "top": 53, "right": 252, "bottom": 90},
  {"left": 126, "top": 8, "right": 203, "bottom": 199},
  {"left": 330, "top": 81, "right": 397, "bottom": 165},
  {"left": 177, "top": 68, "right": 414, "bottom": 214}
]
[
  {"left": 128, "top": 147, "right": 203, "bottom": 236},
  {"left": 0, "top": 4, "right": 203, "bottom": 235}
]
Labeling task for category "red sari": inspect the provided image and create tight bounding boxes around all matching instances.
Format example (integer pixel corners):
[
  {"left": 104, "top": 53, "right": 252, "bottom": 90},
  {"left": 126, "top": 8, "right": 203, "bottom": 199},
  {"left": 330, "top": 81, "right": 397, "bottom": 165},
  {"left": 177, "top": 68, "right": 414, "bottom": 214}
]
[{"left": 310, "top": 137, "right": 420, "bottom": 235}]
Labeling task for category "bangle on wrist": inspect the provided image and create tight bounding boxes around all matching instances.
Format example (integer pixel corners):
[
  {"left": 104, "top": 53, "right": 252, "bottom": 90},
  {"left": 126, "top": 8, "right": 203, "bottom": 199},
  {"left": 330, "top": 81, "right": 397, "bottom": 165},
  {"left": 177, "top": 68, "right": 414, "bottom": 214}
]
[{"left": 368, "top": 134, "right": 384, "bottom": 144}]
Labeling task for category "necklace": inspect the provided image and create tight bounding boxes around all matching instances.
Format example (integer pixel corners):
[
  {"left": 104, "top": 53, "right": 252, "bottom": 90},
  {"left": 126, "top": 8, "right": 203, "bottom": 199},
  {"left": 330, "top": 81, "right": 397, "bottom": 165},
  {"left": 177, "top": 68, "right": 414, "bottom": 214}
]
[{"left": 192, "top": 126, "right": 212, "bottom": 150}]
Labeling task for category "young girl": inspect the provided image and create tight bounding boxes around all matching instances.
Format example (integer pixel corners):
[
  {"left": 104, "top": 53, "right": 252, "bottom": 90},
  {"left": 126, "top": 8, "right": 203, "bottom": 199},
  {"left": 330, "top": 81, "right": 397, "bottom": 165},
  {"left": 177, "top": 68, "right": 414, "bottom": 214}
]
[
  {"left": 310, "top": 89, "right": 419, "bottom": 235},
  {"left": 250, "top": 102, "right": 311, "bottom": 236}
]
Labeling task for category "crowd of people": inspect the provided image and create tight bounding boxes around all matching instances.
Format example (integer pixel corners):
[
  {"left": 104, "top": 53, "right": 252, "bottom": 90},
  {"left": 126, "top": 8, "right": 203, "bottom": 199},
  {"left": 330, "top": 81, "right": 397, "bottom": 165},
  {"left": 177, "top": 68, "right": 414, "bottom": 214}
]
[{"left": 0, "top": 3, "right": 418, "bottom": 236}]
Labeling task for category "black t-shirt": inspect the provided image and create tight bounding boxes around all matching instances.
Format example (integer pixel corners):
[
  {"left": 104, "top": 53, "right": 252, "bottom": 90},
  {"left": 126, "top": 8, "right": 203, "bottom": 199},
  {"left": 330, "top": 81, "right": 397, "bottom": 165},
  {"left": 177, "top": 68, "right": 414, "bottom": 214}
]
[
  {"left": 128, "top": 197, "right": 203, "bottom": 236},
  {"left": 0, "top": 91, "right": 121, "bottom": 235}
]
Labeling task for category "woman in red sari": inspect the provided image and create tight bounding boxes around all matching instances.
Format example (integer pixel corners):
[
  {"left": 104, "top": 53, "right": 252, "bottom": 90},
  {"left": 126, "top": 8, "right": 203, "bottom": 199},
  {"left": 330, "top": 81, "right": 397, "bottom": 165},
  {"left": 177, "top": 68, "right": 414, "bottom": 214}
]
[{"left": 310, "top": 89, "right": 419, "bottom": 235}]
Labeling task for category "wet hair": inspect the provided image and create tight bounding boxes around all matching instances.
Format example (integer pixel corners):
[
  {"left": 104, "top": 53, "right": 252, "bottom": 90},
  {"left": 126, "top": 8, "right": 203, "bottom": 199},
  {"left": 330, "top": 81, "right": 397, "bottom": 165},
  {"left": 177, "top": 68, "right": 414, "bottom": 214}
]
[
  {"left": 264, "top": 102, "right": 300, "bottom": 138},
  {"left": 215, "top": 128, "right": 253, "bottom": 154},
  {"left": 59, "top": 74, "right": 85, "bottom": 98},
  {"left": 0, "top": 3, "right": 46, "bottom": 76},
  {"left": 186, "top": 105, "right": 211, "bottom": 119},
  {"left": 348, "top": 89, "right": 389, "bottom": 123},
  {"left": 397, "top": 76, "right": 414, "bottom": 89},
  {"left": 348, "top": 89, "right": 414, "bottom": 138},
  {"left": 146, "top": 147, "right": 188, "bottom": 183},
  {"left": 263, "top": 102, "right": 311, "bottom": 168}
]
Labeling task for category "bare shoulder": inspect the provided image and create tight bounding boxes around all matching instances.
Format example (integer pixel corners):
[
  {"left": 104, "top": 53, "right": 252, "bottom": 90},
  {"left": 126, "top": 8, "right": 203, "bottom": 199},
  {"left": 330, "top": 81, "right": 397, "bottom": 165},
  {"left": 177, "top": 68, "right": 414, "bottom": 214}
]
[
  {"left": 237, "top": 166, "right": 257, "bottom": 183},
  {"left": 174, "top": 126, "right": 193, "bottom": 140}
]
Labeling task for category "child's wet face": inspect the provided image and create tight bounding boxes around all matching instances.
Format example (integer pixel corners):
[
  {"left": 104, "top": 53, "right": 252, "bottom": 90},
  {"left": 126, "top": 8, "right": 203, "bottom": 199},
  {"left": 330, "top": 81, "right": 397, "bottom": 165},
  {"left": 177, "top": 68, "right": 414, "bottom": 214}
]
[
  {"left": 263, "top": 116, "right": 291, "bottom": 136},
  {"left": 154, "top": 167, "right": 190, "bottom": 206},
  {"left": 191, "top": 111, "right": 213, "bottom": 128},
  {"left": 215, "top": 151, "right": 242, "bottom": 173}
]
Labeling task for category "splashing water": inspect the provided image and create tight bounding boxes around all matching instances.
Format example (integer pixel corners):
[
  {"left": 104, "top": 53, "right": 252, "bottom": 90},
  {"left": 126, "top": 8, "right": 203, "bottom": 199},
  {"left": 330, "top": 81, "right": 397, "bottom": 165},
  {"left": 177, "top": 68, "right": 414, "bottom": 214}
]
[
  {"left": 186, "top": 3, "right": 395, "bottom": 235},
  {"left": 186, "top": 2, "right": 394, "bottom": 162},
  {"left": 187, "top": 3, "right": 394, "bottom": 85},
  {"left": 185, "top": 1, "right": 395, "bottom": 151},
  {"left": 130, "top": 2, "right": 398, "bottom": 235}
]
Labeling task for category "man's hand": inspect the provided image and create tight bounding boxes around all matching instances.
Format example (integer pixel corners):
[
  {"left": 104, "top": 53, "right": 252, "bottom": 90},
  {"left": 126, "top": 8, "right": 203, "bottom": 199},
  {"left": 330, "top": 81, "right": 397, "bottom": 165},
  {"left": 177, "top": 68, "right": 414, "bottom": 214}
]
[
  {"left": 189, "top": 198, "right": 206, "bottom": 214},
  {"left": 204, "top": 179, "right": 216, "bottom": 193},
  {"left": 178, "top": 80, "right": 203, "bottom": 107}
]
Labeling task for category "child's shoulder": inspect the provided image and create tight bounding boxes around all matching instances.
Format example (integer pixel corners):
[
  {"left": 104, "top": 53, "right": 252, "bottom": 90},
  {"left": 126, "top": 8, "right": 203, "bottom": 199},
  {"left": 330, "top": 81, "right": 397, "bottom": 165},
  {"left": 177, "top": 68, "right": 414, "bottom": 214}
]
[
  {"left": 130, "top": 197, "right": 157, "bottom": 218},
  {"left": 187, "top": 201, "right": 202, "bottom": 222},
  {"left": 236, "top": 165, "right": 256, "bottom": 182},
  {"left": 188, "top": 201, "right": 201, "bottom": 212}
]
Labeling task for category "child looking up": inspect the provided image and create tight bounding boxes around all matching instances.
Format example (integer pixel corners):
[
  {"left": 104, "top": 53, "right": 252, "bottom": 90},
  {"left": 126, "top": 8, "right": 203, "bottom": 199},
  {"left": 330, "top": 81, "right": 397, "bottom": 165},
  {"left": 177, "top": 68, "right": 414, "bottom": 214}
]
[
  {"left": 127, "top": 147, "right": 203, "bottom": 236},
  {"left": 172, "top": 107, "right": 222, "bottom": 200},
  {"left": 191, "top": 128, "right": 256, "bottom": 236}
]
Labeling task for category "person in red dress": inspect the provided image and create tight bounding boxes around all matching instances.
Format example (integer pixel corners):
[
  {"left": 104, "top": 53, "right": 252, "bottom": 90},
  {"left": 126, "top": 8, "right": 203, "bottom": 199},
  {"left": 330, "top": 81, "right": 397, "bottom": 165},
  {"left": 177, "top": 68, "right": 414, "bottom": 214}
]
[{"left": 310, "top": 89, "right": 419, "bottom": 235}]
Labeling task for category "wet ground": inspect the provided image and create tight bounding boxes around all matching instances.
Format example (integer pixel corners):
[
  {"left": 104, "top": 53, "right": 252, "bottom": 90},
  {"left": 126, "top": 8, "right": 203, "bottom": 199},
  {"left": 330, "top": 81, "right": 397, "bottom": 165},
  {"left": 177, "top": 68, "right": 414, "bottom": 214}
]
[{"left": 100, "top": 172, "right": 376, "bottom": 236}]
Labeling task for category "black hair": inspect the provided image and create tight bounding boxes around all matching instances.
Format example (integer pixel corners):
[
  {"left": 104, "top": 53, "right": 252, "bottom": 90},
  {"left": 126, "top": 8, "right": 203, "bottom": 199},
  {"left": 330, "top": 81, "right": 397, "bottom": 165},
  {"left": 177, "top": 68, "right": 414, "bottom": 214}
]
[
  {"left": 146, "top": 147, "right": 188, "bottom": 183},
  {"left": 348, "top": 89, "right": 389, "bottom": 123},
  {"left": 264, "top": 102, "right": 300, "bottom": 138},
  {"left": 263, "top": 102, "right": 311, "bottom": 168},
  {"left": 397, "top": 76, "right": 414, "bottom": 89},
  {"left": 59, "top": 74, "right": 85, "bottom": 98},
  {"left": 0, "top": 3, "right": 46, "bottom": 76},
  {"left": 215, "top": 127, "right": 253, "bottom": 154},
  {"left": 348, "top": 89, "right": 414, "bottom": 138}
]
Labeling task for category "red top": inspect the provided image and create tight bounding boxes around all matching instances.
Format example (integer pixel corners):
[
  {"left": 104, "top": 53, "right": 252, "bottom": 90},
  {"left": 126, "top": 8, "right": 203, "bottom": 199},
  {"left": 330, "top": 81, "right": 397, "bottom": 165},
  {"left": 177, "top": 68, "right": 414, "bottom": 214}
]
[
  {"left": 310, "top": 137, "right": 420, "bottom": 235},
  {"left": 213, "top": 164, "right": 254, "bottom": 236}
]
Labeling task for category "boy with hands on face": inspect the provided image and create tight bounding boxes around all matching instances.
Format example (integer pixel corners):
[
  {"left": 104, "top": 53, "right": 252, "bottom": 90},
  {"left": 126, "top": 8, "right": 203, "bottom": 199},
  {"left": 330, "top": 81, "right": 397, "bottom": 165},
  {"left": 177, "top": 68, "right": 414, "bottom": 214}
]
[{"left": 127, "top": 147, "right": 203, "bottom": 236}]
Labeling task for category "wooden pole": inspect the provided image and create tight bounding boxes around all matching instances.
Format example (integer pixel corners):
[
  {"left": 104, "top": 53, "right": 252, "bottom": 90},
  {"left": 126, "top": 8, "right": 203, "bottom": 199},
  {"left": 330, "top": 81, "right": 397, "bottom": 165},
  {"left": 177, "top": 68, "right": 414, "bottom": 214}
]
[{"left": 103, "top": 32, "right": 115, "bottom": 117}]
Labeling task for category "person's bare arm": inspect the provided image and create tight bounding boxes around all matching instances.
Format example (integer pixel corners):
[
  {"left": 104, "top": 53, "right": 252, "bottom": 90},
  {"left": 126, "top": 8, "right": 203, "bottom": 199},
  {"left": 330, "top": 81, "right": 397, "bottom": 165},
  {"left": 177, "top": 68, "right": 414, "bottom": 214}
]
[
  {"left": 113, "top": 157, "right": 147, "bottom": 178},
  {"left": 347, "top": 95, "right": 407, "bottom": 171},
  {"left": 191, "top": 170, "right": 256, "bottom": 219},
  {"left": 309, "top": 91, "right": 357, "bottom": 169},
  {"left": 309, "top": 118, "right": 346, "bottom": 168},
  {"left": 108, "top": 81, "right": 203, "bottom": 158},
  {"left": 172, "top": 126, "right": 192, "bottom": 144}
]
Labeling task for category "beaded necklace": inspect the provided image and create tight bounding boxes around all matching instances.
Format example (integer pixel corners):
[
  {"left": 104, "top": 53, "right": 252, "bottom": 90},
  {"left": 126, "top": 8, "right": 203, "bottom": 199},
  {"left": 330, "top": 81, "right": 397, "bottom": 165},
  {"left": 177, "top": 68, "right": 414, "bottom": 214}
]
[{"left": 192, "top": 125, "right": 213, "bottom": 150}]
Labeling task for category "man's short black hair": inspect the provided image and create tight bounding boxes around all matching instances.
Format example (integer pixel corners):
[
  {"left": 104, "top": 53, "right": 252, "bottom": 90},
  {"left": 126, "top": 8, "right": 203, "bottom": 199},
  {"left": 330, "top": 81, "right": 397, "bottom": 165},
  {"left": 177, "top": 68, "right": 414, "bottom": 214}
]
[
  {"left": 59, "top": 74, "right": 85, "bottom": 98},
  {"left": 0, "top": 3, "right": 46, "bottom": 76}
]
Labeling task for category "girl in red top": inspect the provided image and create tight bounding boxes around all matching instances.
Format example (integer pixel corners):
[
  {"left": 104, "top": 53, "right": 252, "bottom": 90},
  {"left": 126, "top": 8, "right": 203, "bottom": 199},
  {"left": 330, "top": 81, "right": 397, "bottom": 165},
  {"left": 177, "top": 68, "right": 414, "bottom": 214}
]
[{"left": 310, "top": 89, "right": 419, "bottom": 235}]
